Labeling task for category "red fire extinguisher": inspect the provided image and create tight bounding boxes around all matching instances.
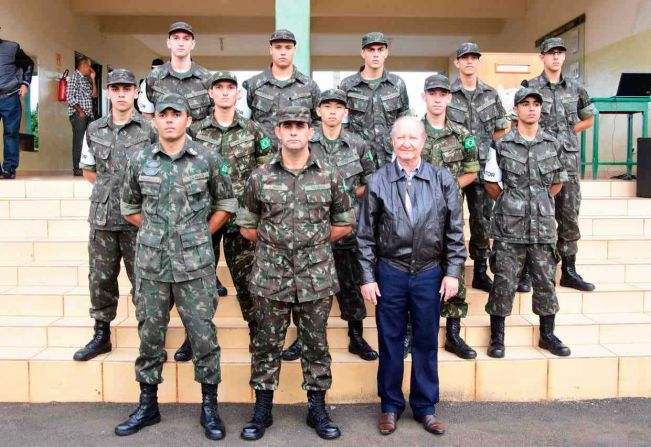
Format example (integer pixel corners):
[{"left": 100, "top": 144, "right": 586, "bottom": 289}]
[{"left": 57, "top": 69, "right": 69, "bottom": 102}]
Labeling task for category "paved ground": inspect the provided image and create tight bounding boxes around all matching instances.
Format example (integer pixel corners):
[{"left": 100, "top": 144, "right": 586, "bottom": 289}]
[{"left": 1, "top": 399, "right": 650, "bottom": 446}]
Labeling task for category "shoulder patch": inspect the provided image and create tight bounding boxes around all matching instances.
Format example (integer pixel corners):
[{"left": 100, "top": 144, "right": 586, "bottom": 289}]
[
  {"left": 219, "top": 161, "right": 231, "bottom": 176},
  {"left": 464, "top": 136, "right": 477, "bottom": 150}
]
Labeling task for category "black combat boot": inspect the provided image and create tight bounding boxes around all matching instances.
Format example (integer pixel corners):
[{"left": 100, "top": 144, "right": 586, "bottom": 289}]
[
  {"left": 241, "top": 390, "right": 274, "bottom": 441},
  {"left": 216, "top": 277, "right": 228, "bottom": 297},
  {"left": 559, "top": 255, "right": 595, "bottom": 291},
  {"left": 174, "top": 334, "right": 193, "bottom": 362},
  {"left": 403, "top": 321, "right": 413, "bottom": 359},
  {"left": 517, "top": 266, "right": 531, "bottom": 293},
  {"left": 73, "top": 320, "right": 112, "bottom": 361},
  {"left": 444, "top": 318, "right": 477, "bottom": 359},
  {"left": 487, "top": 315, "right": 505, "bottom": 358},
  {"left": 306, "top": 390, "right": 341, "bottom": 440},
  {"left": 538, "top": 315, "right": 571, "bottom": 356},
  {"left": 282, "top": 339, "right": 302, "bottom": 361},
  {"left": 248, "top": 320, "right": 257, "bottom": 354},
  {"left": 115, "top": 383, "right": 161, "bottom": 436},
  {"left": 348, "top": 320, "right": 379, "bottom": 361},
  {"left": 200, "top": 383, "right": 226, "bottom": 440},
  {"left": 472, "top": 258, "right": 493, "bottom": 292}
]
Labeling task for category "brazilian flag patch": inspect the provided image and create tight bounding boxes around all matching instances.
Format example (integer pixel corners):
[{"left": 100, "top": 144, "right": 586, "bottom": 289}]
[
  {"left": 464, "top": 136, "right": 476, "bottom": 150},
  {"left": 219, "top": 161, "right": 231, "bottom": 176},
  {"left": 367, "top": 149, "right": 374, "bottom": 162},
  {"left": 259, "top": 137, "right": 271, "bottom": 153}
]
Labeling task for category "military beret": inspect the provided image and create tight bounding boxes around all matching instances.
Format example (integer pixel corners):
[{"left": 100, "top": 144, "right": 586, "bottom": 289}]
[
  {"left": 540, "top": 37, "right": 567, "bottom": 53},
  {"left": 362, "top": 32, "right": 388, "bottom": 48},
  {"left": 514, "top": 87, "right": 543, "bottom": 106},
  {"left": 269, "top": 29, "right": 296, "bottom": 44},
  {"left": 277, "top": 106, "right": 311, "bottom": 125},
  {"left": 318, "top": 89, "right": 347, "bottom": 106},
  {"left": 210, "top": 71, "right": 238, "bottom": 86},
  {"left": 154, "top": 92, "right": 189, "bottom": 113},
  {"left": 106, "top": 68, "right": 137, "bottom": 87},
  {"left": 456, "top": 42, "right": 481, "bottom": 58},
  {"left": 423, "top": 73, "right": 451, "bottom": 92},
  {"left": 168, "top": 21, "right": 194, "bottom": 37}
]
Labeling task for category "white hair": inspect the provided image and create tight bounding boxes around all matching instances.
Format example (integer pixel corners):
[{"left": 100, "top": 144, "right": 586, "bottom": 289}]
[{"left": 390, "top": 115, "right": 426, "bottom": 140}]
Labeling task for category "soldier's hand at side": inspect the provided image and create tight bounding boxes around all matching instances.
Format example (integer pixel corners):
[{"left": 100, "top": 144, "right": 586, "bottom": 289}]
[
  {"left": 439, "top": 276, "right": 459, "bottom": 301},
  {"left": 361, "top": 282, "right": 381, "bottom": 305}
]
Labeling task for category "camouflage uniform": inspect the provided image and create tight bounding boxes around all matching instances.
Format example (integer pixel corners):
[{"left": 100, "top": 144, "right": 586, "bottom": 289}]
[
  {"left": 120, "top": 95, "right": 238, "bottom": 384},
  {"left": 236, "top": 108, "right": 355, "bottom": 390},
  {"left": 422, "top": 116, "right": 479, "bottom": 318},
  {"left": 483, "top": 125, "right": 569, "bottom": 317},
  {"left": 79, "top": 71, "right": 157, "bottom": 323},
  {"left": 190, "top": 107, "right": 274, "bottom": 321}
]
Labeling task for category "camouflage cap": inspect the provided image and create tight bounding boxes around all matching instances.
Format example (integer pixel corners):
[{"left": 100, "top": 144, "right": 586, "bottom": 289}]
[
  {"left": 154, "top": 92, "right": 189, "bottom": 113},
  {"left": 269, "top": 29, "right": 296, "bottom": 44},
  {"left": 362, "top": 32, "right": 388, "bottom": 48},
  {"left": 540, "top": 37, "right": 567, "bottom": 53},
  {"left": 423, "top": 73, "right": 451, "bottom": 92},
  {"left": 168, "top": 21, "right": 194, "bottom": 36},
  {"left": 277, "top": 106, "right": 311, "bottom": 125},
  {"left": 210, "top": 71, "right": 238, "bottom": 86},
  {"left": 106, "top": 68, "right": 137, "bottom": 86},
  {"left": 514, "top": 87, "right": 543, "bottom": 106},
  {"left": 318, "top": 89, "right": 347, "bottom": 106},
  {"left": 456, "top": 42, "right": 481, "bottom": 58}
]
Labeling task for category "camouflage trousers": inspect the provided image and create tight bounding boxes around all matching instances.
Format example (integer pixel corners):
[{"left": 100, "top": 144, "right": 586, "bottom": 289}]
[
  {"left": 333, "top": 248, "right": 367, "bottom": 322},
  {"left": 88, "top": 228, "right": 136, "bottom": 323},
  {"left": 555, "top": 176, "right": 581, "bottom": 257},
  {"left": 464, "top": 180, "right": 494, "bottom": 260},
  {"left": 486, "top": 241, "right": 560, "bottom": 317},
  {"left": 135, "top": 275, "right": 220, "bottom": 385},
  {"left": 251, "top": 296, "right": 333, "bottom": 391},
  {"left": 212, "top": 229, "right": 255, "bottom": 321}
]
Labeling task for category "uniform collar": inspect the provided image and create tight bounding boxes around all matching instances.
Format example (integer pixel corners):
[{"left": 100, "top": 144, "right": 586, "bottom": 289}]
[
  {"left": 151, "top": 138, "right": 198, "bottom": 158},
  {"left": 509, "top": 127, "right": 545, "bottom": 145},
  {"left": 102, "top": 110, "right": 142, "bottom": 130},
  {"left": 353, "top": 68, "right": 394, "bottom": 86},
  {"left": 422, "top": 115, "right": 453, "bottom": 138},
  {"left": 450, "top": 77, "right": 491, "bottom": 93},
  {"left": 263, "top": 65, "right": 308, "bottom": 87},
  {"left": 270, "top": 148, "right": 323, "bottom": 171},
  {"left": 389, "top": 157, "right": 431, "bottom": 182},
  {"left": 162, "top": 61, "right": 204, "bottom": 79},
  {"left": 539, "top": 71, "right": 567, "bottom": 87},
  {"left": 208, "top": 110, "right": 244, "bottom": 131}
]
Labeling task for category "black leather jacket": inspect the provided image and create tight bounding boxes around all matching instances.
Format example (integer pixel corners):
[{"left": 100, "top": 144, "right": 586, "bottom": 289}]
[{"left": 356, "top": 159, "right": 466, "bottom": 283}]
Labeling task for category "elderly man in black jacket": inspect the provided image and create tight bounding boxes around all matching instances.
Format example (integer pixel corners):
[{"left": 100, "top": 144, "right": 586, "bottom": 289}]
[{"left": 357, "top": 116, "right": 466, "bottom": 436}]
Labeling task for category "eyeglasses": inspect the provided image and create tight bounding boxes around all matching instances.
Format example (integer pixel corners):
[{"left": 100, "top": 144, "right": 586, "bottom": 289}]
[{"left": 544, "top": 50, "right": 566, "bottom": 57}]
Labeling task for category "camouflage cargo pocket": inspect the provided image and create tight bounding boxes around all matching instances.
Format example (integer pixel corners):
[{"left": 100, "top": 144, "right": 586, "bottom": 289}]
[
  {"left": 184, "top": 174, "right": 209, "bottom": 212},
  {"left": 136, "top": 231, "right": 163, "bottom": 273},
  {"left": 308, "top": 245, "right": 335, "bottom": 293},
  {"left": 289, "top": 91, "right": 313, "bottom": 109},
  {"left": 446, "top": 101, "right": 468, "bottom": 125},
  {"left": 562, "top": 95, "right": 580, "bottom": 126},
  {"left": 89, "top": 184, "right": 110, "bottom": 226},
  {"left": 180, "top": 225, "right": 214, "bottom": 271},
  {"left": 305, "top": 184, "right": 332, "bottom": 223},
  {"left": 538, "top": 152, "right": 561, "bottom": 187}
]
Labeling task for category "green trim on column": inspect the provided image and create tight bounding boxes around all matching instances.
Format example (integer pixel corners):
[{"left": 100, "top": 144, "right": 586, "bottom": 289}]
[{"left": 275, "top": 0, "right": 311, "bottom": 74}]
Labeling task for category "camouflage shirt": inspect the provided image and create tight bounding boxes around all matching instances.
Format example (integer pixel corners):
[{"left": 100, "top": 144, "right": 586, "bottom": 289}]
[
  {"left": 236, "top": 150, "right": 356, "bottom": 302},
  {"left": 339, "top": 70, "right": 410, "bottom": 167},
  {"left": 447, "top": 78, "right": 508, "bottom": 162},
  {"left": 243, "top": 66, "right": 321, "bottom": 147},
  {"left": 524, "top": 72, "right": 595, "bottom": 176},
  {"left": 422, "top": 117, "right": 480, "bottom": 180},
  {"left": 80, "top": 111, "right": 157, "bottom": 231},
  {"left": 189, "top": 111, "right": 275, "bottom": 232},
  {"left": 120, "top": 139, "right": 238, "bottom": 283},
  {"left": 484, "top": 128, "right": 569, "bottom": 244},
  {"left": 145, "top": 62, "right": 212, "bottom": 121}
]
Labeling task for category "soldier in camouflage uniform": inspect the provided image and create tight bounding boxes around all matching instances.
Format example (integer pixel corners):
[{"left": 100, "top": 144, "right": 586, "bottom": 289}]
[
  {"left": 448, "top": 42, "right": 508, "bottom": 293},
  {"left": 116, "top": 93, "right": 238, "bottom": 440},
  {"left": 74, "top": 69, "right": 157, "bottom": 362},
  {"left": 236, "top": 106, "right": 354, "bottom": 441},
  {"left": 420, "top": 73, "right": 479, "bottom": 360},
  {"left": 483, "top": 87, "right": 571, "bottom": 359},
  {"left": 309, "top": 89, "right": 378, "bottom": 361},
  {"left": 523, "top": 37, "right": 596, "bottom": 292},
  {"left": 189, "top": 71, "right": 274, "bottom": 350},
  {"left": 339, "top": 32, "right": 410, "bottom": 167},
  {"left": 243, "top": 29, "right": 321, "bottom": 149}
]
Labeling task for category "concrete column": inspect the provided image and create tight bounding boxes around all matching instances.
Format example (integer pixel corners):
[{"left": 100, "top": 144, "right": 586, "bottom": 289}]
[{"left": 275, "top": 0, "right": 311, "bottom": 74}]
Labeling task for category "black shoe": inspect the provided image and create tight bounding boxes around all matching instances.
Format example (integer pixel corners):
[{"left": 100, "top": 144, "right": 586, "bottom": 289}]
[
  {"left": 248, "top": 320, "right": 258, "bottom": 354},
  {"left": 538, "top": 315, "right": 571, "bottom": 356},
  {"left": 348, "top": 320, "right": 378, "bottom": 361},
  {"left": 2, "top": 171, "right": 16, "bottom": 179},
  {"left": 517, "top": 266, "right": 531, "bottom": 293},
  {"left": 444, "top": 318, "right": 477, "bottom": 359},
  {"left": 241, "top": 390, "right": 274, "bottom": 441},
  {"left": 472, "top": 259, "right": 493, "bottom": 292},
  {"left": 306, "top": 390, "right": 341, "bottom": 440},
  {"left": 73, "top": 320, "right": 112, "bottom": 361},
  {"left": 73, "top": 168, "right": 83, "bottom": 177},
  {"left": 282, "top": 339, "right": 301, "bottom": 361},
  {"left": 487, "top": 315, "right": 505, "bottom": 358},
  {"left": 403, "top": 332, "right": 413, "bottom": 359},
  {"left": 115, "top": 383, "right": 161, "bottom": 436},
  {"left": 559, "top": 255, "right": 596, "bottom": 291},
  {"left": 174, "top": 335, "right": 193, "bottom": 362},
  {"left": 200, "top": 384, "right": 226, "bottom": 440},
  {"left": 216, "top": 277, "right": 228, "bottom": 297}
]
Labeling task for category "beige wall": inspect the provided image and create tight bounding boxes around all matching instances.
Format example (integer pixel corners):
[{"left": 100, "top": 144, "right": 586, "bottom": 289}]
[{"left": 0, "top": 0, "right": 157, "bottom": 173}]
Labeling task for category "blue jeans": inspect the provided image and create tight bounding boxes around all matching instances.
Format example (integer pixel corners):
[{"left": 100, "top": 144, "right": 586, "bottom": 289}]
[
  {"left": 0, "top": 92, "right": 22, "bottom": 174},
  {"left": 375, "top": 260, "right": 442, "bottom": 418}
]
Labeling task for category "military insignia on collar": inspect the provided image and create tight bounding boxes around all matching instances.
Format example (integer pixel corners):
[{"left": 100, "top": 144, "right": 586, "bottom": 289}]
[
  {"left": 219, "top": 161, "right": 231, "bottom": 176},
  {"left": 143, "top": 159, "right": 161, "bottom": 176},
  {"left": 464, "top": 136, "right": 476, "bottom": 150}
]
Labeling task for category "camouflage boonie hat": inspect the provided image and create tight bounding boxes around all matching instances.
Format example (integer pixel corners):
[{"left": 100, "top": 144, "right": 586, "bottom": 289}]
[
  {"left": 456, "top": 42, "right": 481, "bottom": 58},
  {"left": 424, "top": 73, "right": 451, "bottom": 91},
  {"left": 269, "top": 29, "right": 296, "bottom": 44},
  {"left": 154, "top": 92, "right": 189, "bottom": 113},
  {"left": 168, "top": 21, "right": 194, "bottom": 37},
  {"left": 362, "top": 32, "right": 388, "bottom": 48},
  {"left": 318, "top": 89, "right": 347, "bottom": 106},
  {"left": 514, "top": 87, "right": 543, "bottom": 106},
  {"left": 540, "top": 37, "right": 567, "bottom": 53},
  {"left": 277, "top": 106, "right": 311, "bottom": 125},
  {"left": 106, "top": 68, "right": 137, "bottom": 86},
  {"left": 211, "top": 71, "right": 238, "bottom": 86}
]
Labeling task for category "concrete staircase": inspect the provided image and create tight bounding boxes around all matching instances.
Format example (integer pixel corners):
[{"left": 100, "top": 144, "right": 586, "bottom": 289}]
[{"left": 0, "top": 178, "right": 649, "bottom": 404}]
